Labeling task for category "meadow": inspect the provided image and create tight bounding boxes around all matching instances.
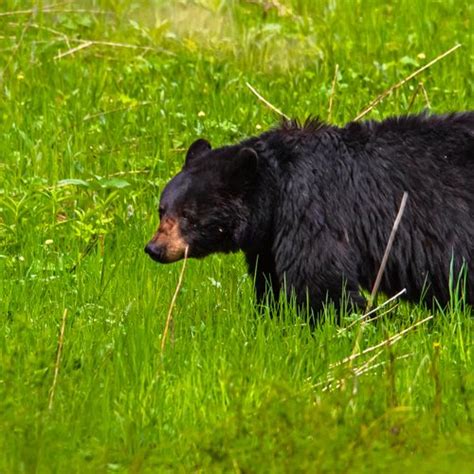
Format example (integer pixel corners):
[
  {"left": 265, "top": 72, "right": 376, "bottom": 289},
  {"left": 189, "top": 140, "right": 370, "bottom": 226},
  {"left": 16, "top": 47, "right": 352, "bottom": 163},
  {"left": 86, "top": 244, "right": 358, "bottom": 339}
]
[{"left": 0, "top": 0, "right": 473, "bottom": 472}]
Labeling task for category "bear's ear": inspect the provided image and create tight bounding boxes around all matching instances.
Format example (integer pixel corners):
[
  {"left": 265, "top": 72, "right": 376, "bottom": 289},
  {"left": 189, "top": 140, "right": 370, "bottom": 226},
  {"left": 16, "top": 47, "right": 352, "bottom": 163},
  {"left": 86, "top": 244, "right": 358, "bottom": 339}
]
[
  {"left": 185, "top": 138, "right": 212, "bottom": 167},
  {"left": 227, "top": 147, "right": 258, "bottom": 186}
]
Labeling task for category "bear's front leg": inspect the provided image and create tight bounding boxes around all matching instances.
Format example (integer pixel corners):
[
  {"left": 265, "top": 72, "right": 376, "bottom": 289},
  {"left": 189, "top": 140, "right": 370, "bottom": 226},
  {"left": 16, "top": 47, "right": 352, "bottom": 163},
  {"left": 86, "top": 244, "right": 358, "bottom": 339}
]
[
  {"left": 274, "top": 248, "right": 366, "bottom": 318},
  {"left": 245, "top": 251, "right": 281, "bottom": 306},
  {"left": 284, "top": 269, "right": 365, "bottom": 318}
]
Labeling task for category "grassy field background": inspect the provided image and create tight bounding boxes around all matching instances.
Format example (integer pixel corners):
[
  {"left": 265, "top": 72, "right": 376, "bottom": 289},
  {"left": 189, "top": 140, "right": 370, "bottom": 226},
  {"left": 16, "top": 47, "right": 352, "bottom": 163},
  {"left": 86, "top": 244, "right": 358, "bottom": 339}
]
[{"left": 0, "top": 0, "right": 473, "bottom": 472}]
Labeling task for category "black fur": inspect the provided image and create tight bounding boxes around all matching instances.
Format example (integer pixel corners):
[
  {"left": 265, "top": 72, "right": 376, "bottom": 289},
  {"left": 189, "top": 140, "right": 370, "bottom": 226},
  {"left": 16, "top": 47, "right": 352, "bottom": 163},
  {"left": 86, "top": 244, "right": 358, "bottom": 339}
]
[{"left": 147, "top": 112, "right": 474, "bottom": 317}]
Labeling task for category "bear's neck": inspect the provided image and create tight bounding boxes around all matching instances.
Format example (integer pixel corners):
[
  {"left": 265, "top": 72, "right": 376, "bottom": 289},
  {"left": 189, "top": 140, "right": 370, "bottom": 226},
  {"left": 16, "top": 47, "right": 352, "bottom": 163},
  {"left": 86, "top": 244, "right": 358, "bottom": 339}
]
[{"left": 237, "top": 140, "right": 280, "bottom": 254}]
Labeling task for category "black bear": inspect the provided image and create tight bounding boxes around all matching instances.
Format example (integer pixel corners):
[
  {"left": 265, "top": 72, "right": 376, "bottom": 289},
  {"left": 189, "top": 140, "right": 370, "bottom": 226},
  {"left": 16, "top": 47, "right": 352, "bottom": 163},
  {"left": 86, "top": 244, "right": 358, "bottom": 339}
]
[{"left": 145, "top": 112, "right": 474, "bottom": 316}]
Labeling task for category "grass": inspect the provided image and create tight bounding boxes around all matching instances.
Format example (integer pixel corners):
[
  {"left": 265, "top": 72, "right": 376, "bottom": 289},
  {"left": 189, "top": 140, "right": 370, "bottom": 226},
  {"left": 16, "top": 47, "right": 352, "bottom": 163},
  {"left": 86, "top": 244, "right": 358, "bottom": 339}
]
[{"left": 0, "top": 0, "right": 473, "bottom": 472}]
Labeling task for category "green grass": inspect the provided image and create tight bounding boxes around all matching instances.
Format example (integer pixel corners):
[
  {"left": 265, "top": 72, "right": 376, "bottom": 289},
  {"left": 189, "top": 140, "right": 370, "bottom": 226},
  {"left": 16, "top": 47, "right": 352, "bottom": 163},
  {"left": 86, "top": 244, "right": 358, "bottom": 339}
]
[{"left": 0, "top": 0, "right": 473, "bottom": 472}]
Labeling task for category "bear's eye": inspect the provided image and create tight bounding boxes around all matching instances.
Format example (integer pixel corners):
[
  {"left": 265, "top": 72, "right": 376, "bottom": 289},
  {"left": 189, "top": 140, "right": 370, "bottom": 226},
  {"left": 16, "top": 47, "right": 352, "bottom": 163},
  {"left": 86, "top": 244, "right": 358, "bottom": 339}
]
[
  {"left": 182, "top": 209, "right": 193, "bottom": 221},
  {"left": 182, "top": 209, "right": 197, "bottom": 227}
]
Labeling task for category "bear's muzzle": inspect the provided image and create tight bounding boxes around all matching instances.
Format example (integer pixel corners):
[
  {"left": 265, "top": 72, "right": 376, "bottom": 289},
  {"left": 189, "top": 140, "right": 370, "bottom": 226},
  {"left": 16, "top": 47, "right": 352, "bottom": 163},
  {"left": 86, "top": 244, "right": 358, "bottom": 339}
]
[{"left": 145, "top": 217, "right": 188, "bottom": 263}]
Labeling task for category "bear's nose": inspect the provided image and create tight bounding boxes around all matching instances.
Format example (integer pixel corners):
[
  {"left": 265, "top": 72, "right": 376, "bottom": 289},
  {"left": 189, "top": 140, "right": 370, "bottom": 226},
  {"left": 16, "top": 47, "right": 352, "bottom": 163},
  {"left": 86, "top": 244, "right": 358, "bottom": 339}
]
[{"left": 144, "top": 242, "right": 162, "bottom": 261}]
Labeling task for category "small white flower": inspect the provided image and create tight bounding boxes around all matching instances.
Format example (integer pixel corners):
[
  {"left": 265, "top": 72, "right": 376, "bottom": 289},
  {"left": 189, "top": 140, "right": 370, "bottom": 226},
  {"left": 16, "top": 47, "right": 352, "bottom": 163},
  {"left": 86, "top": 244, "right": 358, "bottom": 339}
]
[{"left": 208, "top": 277, "right": 222, "bottom": 289}]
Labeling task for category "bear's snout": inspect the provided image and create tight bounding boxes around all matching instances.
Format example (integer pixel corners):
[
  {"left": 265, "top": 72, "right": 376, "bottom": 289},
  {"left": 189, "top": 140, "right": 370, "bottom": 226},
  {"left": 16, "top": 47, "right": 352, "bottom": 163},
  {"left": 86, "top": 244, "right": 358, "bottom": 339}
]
[
  {"left": 144, "top": 241, "right": 167, "bottom": 262},
  {"left": 144, "top": 239, "right": 187, "bottom": 263},
  {"left": 145, "top": 218, "right": 188, "bottom": 264}
]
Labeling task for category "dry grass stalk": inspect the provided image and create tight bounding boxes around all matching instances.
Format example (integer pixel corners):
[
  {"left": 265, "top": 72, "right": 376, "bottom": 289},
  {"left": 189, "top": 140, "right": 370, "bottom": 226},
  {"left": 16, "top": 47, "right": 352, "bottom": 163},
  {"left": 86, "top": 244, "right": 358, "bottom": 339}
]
[
  {"left": 108, "top": 169, "right": 150, "bottom": 178},
  {"left": 345, "top": 193, "right": 407, "bottom": 368},
  {"left": 48, "top": 308, "right": 68, "bottom": 410},
  {"left": 327, "top": 63, "right": 339, "bottom": 122},
  {"left": 83, "top": 101, "right": 153, "bottom": 121},
  {"left": 352, "top": 349, "right": 385, "bottom": 376},
  {"left": 54, "top": 40, "right": 93, "bottom": 59},
  {"left": 0, "top": 5, "right": 112, "bottom": 17},
  {"left": 161, "top": 247, "right": 189, "bottom": 355},
  {"left": 354, "top": 43, "right": 461, "bottom": 121},
  {"left": 355, "top": 352, "right": 414, "bottom": 377},
  {"left": 71, "top": 39, "right": 157, "bottom": 51},
  {"left": 320, "top": 352, "right": 413, "bottom": 392},
  {"left": 8, "top": 21, "right": 171, "bottom": 58},
  {"left": 407, "top": 81, "right": 432, "bottom": 112},
  {"left": 0, "top": 4, "right": 58, "bottom": 17},
  {"left": 245, "top": 81, "right": 290, "bottom": 120},
  {"left": 54, "top": 40, "right": 161, "bottom": 60},
  {"left": 316, "top": 349, "right": 386, "bottom": 390},
  {"left": 367, "top": 191, "right": 409, "bottom": 310},
  {"left": 407, "top": 82, "right": 422, "bottom": 111},
  {"left": 332, "top": 314, "right": 433, "bottom": 368},
  {"left": 319, "top": 350, "right": 385, "bottom": 391},
  {"left": 32, "top": 22, "right": 71, "bottom": 47},
  {"left": 3, "top": 22, "right": 70, "bottom": 46},
  {"left": 419, "top": 82, "right": 431, "bottom": 109},
  {"left": 345, "top": 288, "right": 406, "bottom": 330},
  {"left": 361, "top": 303, "right": 401, "bottom": 326},
  {"left": 53, "top": 38, "right": 172, "bottom": 62}
]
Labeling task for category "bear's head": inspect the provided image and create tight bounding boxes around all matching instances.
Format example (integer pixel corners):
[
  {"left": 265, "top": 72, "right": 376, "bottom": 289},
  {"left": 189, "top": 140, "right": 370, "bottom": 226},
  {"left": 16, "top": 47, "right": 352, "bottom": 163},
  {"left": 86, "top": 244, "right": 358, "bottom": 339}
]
[{"left": 145, "top": 138, "right": 258, "bottom": 263}]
